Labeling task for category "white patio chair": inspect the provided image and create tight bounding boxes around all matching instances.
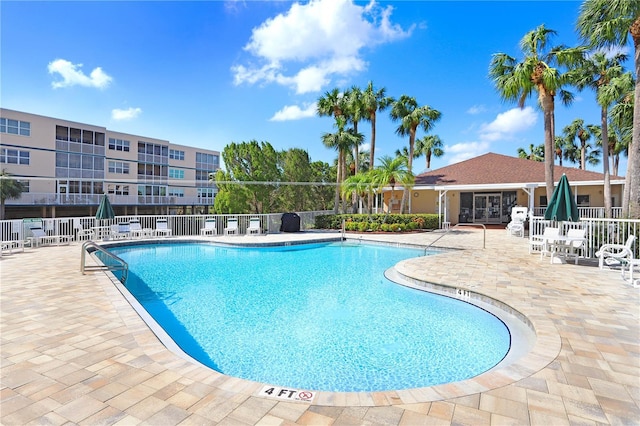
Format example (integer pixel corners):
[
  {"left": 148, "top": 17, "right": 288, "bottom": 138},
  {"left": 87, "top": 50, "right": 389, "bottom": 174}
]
[
  {"left": 200, "top": 218, "right": 217, "bottom": 236},
  {"left": 111, "top": 223, "right": 131, "bottom": 240},
  {"left": 129, "top": 219, "right": 151, "bottom": 238},
  {"left": 154, "top": 218, "right": 173, "bottom": 237},
  {"left": 73, "top": 219, "right": 95, "bottom": 241},
  {"left": 506, "top": 206, "right": 528, "bottom": 237},
  {"left": 246, "top": 217, "right": 261, "bottom": 235},
  {"left": 563, "top": 228, "right": 587, "bottom": 265},
  {"left": 596, "top": 235, "right": 636, "bottom": 271},
  {"left": 224, "top": 218, "right": 238, "bottom": 235},
  {"left": 529, "top": 227, "right": 560, "bottom": 258}
]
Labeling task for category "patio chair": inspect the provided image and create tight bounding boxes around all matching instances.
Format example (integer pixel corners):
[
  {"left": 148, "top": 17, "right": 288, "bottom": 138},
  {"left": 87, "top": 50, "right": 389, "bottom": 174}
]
[
  {"left": 563, "top": 228, "right": 587, "bottom": 265},
  {"left": 73, "top": 219, "right": 95, "bottom": 241},
  {"left": 200, "top": 218, "right": 217, "bottom": 236},
  {"left": 506, "top": 206, "right": 527, "bottom": 237},
  {"left": 224, "top": 218, "right": 238, "bottom": 235},
  {"left": 596, "top": 235, "right": 636, "bottom": 271},
  {"left": 246, "top": 217, "right": 261, "bottom": 235},
  {"left": 529, "top": 227, "right": 560, "bottom": 258},
  {"left": 154, "top": 218, "right": 173, "bottom": 237}
]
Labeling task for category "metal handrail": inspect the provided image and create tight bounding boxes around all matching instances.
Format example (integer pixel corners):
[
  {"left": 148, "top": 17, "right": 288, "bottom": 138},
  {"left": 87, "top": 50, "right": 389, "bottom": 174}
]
[
  {"left": 81, "top": 241, "right": 128, "bottom": 283},
  {"left": 424, "top": 223, "right": 487, "bottom": 252}
]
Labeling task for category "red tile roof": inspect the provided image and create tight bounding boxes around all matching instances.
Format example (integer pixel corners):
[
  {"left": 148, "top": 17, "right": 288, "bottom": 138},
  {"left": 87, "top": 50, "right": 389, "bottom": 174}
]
[{"left": 415, "top": 153, "right": 623, "bottom": 187}]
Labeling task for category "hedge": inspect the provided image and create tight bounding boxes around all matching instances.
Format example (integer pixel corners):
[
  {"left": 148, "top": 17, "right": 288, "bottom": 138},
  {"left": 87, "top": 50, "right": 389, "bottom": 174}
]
[{"left": 315, "top": 213, "right": 440, "bottom": 232}]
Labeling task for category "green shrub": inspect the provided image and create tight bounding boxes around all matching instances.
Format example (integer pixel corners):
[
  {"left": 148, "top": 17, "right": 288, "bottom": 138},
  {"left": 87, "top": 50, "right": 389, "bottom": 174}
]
[{"left": 314, "top": 213, "right": 440, "bottom": 232}]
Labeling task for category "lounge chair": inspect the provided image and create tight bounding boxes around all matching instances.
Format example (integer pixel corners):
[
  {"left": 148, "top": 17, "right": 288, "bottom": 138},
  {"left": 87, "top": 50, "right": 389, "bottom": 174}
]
[
  {"left": 224, "top": 218, "right": 238, "bottom": 235},
  {"left": 111, "top": 223, "right": 131, "bottom": 240},
  {"left": 246, "top": 217, "right": 261, "bottom": 235},
  {"left": 129, "top": 219, "right": 151, "bottom": 238},
  {"left": 596, "top": 235, "right": 636, "bottom": 271},
  {"left": 529, "top": 226, "right": 560, "bottom": 258},
  {"left": 506, "top": 206, "right": 527, "bottom": 237},
  {"left": 200, "top": 218, "right": 217, "bottom": 236},
  {"left": 27, "top": 227, "right": 72, "bottom": 247},
  {"left": 1, "top": 240, "right": 25, "bottom": 256},
  {"left": 154, "top": 218, "right": 173, "bottom": 237}
]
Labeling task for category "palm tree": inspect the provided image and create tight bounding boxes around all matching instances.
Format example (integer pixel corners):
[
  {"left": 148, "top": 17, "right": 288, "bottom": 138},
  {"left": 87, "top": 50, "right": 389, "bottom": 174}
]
[
  {"left": 390, "top": 95, "right": 441, "bottom": 212},
  {"left": 517, "top": 144, "right": 544, "bottom": 161},
  {"left": 370, "top": 155, "right": 414, "bottom": 214},
  {"left": 0, "top": 170, "right": 25, "bottom": 220},
  {"left": 415, "top": 135, "right": 444, "bottom": 170},
  {"left": 577, "top": 0, "right": 640, "bottom": 218},
  {"left": 489, "top": 24, "right": 584, "bottom": 201},
  {"left": 554, "top": 136, "right": 567, "bottom": 166},
  {"left": 345, "top": 86, "right": 366, "bottom": 212},
  {"left": 321, "top": 116, "right": 362, "bottom": 213},
  {"left": 569, "top": 51, "right": 628, "bottom": 217},
  {"left": 563, "top": 119, "right": 595, "bottom": 170},
  {"left": 609, "top": 76, "right": 634, "bottom": 176},
  {"left": 361, "top": 81, "right": 394, "bottom": 170},
  {"left": 340, "top": 172, "right": 371, "bottom": 213}
]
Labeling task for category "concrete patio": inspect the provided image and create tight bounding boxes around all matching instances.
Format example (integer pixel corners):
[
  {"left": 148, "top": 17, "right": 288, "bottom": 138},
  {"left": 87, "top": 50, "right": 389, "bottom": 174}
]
[{"left": 1, "top": 228, "right": 638, "bottom": 425}]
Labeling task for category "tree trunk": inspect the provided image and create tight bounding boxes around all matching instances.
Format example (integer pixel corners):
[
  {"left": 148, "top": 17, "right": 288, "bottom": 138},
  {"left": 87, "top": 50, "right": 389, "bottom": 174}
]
[
  {"left": 623, "top": 19, "right": 640, "bottom": 218},
  {"left": 601, "top": 107, "right": 612, "bottom": 218},
  {"left": 541, "top": 92, "right": 556, "bottom": 201},
  {"left": 368, "top": 113, "right": 377, "bottom": 213}
]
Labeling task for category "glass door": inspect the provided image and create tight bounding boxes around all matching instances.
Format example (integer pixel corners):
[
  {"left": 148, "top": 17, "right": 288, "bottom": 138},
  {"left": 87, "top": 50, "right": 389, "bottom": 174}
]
[
  {"left": 473, "top": 193, "right": 502, "bottom": 223},
  {"left": 474, "top": 195, "right": 487, "bottom": 222}
]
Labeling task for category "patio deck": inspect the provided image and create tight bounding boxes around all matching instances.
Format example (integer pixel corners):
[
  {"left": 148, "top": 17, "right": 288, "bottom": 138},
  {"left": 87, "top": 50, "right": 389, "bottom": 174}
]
[{"left": 1, "top": 229, "right": 638, "bottom": 425}]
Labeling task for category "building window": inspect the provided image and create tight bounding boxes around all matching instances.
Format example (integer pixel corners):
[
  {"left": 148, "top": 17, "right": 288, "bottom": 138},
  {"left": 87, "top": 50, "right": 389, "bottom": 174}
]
[
  {"left": 108, "top": 161, "right": 130, "bottom": 174},
  {"left": 168, "top": 188, "right": 184, "bottom": 197},
  {"left": 169, "top": 149, "right": 185, "bottom": 160},
  {"left": 107, "top": 184, "right": 129, "bottom": 196},
  {"left": 138, "top": 141, "right": 168, "bottom": 165},
  {"left": 0, "top": 148, "right": 30, "bottom": 165},
  {"left": 198, "top": 188, "right": 216, "bottom": 198},
  {"left": 196, "top": 152, "right": 219, "bottom": 170},
  {"left": 108, "top": 138, "right": 130, "bottom": 152},
  {"left": 0, "top": 118, "right": 30, "bottom": 136},
  {"left": 169, "top": 168, "right": 185, "bottom": 179},
  {"left": 17, "top": 180, "right": 29, "bottom": 192},
  {"left": 577, "top": 195, "right": 590, "bottom": 207}
]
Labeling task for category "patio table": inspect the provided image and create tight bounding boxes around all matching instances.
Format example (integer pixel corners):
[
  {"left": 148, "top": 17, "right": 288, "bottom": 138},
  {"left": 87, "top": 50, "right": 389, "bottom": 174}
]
[{"left": 545, "top": 235, "right": 587, "bottom": 264}]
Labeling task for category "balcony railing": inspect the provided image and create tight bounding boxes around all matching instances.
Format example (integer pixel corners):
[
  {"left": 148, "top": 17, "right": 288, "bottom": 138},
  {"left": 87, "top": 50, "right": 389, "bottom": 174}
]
[
  {"left": 532, "top": 206, "right": 624, "bottom": 219},
  {"left": 4, "top": 193, "right": 215, "bottom": 206}
]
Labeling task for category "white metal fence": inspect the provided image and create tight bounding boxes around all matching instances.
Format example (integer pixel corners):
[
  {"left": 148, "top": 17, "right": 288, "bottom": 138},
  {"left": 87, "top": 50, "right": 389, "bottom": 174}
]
[
  {"left": 529, "top": 216, "right": 639, "bottom": 259},
  {"left": 532, "top": 206, "right": 624, "bottom": 219},
  {"left": 0, "top": 211, "right": 332, "bottom": 243}
]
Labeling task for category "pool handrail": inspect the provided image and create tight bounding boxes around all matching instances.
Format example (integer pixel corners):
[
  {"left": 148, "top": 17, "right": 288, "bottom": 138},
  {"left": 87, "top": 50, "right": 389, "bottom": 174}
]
[{"left": 81, "top": 241, "right": 129, "bottom": 283}]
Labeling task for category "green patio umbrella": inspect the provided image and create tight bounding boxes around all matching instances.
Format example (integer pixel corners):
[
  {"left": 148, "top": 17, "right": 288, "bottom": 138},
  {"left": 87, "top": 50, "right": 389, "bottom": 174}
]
[
  {"left": 96, "top": 193, "right": 115, "bottom": 221},
  {"left": 544, "top": 174, "right": 579, "bottom": 222}
]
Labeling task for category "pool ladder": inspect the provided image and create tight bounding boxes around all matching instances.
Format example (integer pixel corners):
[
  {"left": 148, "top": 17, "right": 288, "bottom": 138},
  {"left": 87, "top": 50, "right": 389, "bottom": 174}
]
[{"left": 81, "top": 241, "right": 129, "bottom": 284}]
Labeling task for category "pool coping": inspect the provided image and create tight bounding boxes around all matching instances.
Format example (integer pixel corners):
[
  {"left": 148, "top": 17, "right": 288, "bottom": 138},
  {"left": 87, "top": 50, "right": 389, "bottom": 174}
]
[{"left": 93, "top": 236, "right": 559, "bottom": 407}]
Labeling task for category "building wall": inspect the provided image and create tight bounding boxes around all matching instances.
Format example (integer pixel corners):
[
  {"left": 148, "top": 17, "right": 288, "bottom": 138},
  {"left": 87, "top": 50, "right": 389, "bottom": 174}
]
[{"left": 0, "top": 108, "right": 221, "bottom": 218}]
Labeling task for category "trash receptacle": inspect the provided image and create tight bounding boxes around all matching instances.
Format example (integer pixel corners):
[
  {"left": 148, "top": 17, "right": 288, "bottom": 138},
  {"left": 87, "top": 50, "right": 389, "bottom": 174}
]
[{"left": 280, "top": 213, "right": 300, "bottom": 232}]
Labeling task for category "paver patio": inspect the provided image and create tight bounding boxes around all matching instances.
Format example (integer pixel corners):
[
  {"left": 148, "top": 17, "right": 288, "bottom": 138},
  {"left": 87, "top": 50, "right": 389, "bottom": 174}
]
[{"left": 1, "top": 228, "right": 638, "bottom": 425}]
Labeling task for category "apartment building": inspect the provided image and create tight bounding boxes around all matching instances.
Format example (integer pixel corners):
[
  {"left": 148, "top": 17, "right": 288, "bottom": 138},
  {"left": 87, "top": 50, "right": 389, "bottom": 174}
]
[{"left": 0, "top": 108, "right": 220, "bottom": 219}]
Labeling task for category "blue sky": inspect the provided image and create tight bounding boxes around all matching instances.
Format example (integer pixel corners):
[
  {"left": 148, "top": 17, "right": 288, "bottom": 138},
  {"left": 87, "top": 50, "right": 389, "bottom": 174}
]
[{"left": 1, "top": 0, "right": 632, "bottom": 176}]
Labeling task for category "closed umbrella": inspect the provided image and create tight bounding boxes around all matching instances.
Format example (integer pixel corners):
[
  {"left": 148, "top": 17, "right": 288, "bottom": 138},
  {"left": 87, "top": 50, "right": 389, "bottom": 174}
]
[
  {"left": 96, "top": 193, "right": 115, "bottom": 221},
  {"left": 544, "top": 174, "right": 579, "bottom": 222}
]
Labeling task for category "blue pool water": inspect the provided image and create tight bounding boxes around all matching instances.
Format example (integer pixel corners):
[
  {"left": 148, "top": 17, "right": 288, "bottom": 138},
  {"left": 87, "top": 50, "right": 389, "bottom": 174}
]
[{"left": 107, "top": 242, "right": 510, "bottom": 392}]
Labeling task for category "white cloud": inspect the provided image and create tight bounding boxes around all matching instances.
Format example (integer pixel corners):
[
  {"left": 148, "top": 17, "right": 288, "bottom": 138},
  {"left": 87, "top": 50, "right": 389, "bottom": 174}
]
[
  {"left": 232, "top": 0, "right": 413, "bottom": 94},
  {"left": 479, "top": 107, "right": 537, "bottom": 142},
  {"left": 467, "top": 105, "right": 486, "bottom": 115},
  {"left": 48, "top": 59, "right": 112, "bottom": 89},
  {"left": 270, "top": 103, "right": 317, "bottom": 121},
  {"left": 111, "top": 107, "right": 142, "bottom": 121},
  {"left": 445, "top": 141, "right": 491, "bottom": 164}
]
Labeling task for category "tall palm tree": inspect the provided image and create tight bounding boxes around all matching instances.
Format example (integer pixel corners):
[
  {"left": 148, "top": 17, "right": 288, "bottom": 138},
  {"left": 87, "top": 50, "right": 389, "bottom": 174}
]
[
  {"left": 517, "top": 144, "right": 544, "bottom": 161},
  {"left": 370, "top": 155, "right": 414, "bottom": 214},
  {"left": 569, "top": 52, "right": 628, "bottom": 217},
  {"left": 415, "top": 135, "right": 444, "bottom": 170},
  {"left": 563, "top": 119, "right": 595, "bottom": 170},
  {"left": 577, "top": 0, "right": 640, "bottom": 218},
  {"left": 361, "top": 81, "right": 394, "bottom": 170},
  {"left": 554, "top": 136, "right": 567, "bottom": 166},
  {"left": 0, "top": 170, "right": 26, "bottom": 220},
  {"left": 609, "top": 76, "right": 634, "bottom": 176},
  {"left": 390, "top": 95, "right": 441, "bottom": 212},
  {"left": 489, "top": 24, "right": 584, "bottom": 201},
  {"left": 321, "top": 116, "right": 362, "bottom": 213}
]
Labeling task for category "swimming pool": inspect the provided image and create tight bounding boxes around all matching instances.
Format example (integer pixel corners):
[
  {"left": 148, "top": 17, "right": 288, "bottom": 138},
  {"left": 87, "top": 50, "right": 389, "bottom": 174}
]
[{"left": 106, "top": 241, "right": 511, "bottom": 392}]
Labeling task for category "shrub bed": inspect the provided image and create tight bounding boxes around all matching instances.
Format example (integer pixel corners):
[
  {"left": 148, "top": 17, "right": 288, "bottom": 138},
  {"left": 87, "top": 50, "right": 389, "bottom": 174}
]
[{"left": 315, "top": 213, "right": 440, "bottom": 232}]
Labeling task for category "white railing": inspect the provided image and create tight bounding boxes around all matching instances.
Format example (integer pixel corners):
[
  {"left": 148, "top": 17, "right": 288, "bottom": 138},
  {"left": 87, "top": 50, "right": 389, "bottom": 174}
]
[
  {"left": 529, "top": 216, "right": 639, "bottom": 259},
  {"left": 0, "top": 211, "right": 332, "bottom": 243},
  {"left": 4, "top": 192, "right": 214, "bottom": 206},
  {"left": 532, "top": 206, "right": 624, "bottom": 219}
]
